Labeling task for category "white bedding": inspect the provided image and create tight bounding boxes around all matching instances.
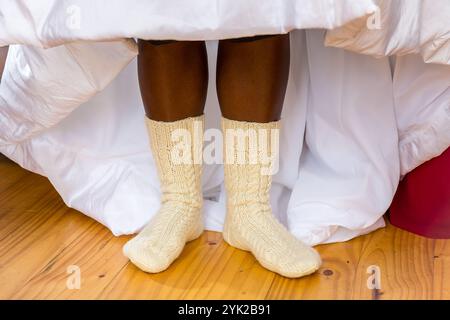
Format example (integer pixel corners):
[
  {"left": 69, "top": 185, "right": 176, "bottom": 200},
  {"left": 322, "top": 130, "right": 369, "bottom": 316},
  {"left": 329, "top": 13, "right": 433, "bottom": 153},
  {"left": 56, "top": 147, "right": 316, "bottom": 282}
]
[{"left": 0, "top": 0, "right": 449, "bottom": 245}]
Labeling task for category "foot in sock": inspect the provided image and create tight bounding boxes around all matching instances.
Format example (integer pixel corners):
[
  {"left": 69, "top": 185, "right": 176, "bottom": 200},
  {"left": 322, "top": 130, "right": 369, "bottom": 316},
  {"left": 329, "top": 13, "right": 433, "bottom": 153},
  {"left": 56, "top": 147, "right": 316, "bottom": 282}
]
[
  {"left": 223, "top": 205, "right": 322, "bottom": 278},
  {"left": 123, "top": 115, "right": 204, "bottom": 273},
  {"left": 123, "top": 203, "right": 203, "bottom": 273},
  {"left": 222, "top": 117, "right": 322, "bottom": 278}
]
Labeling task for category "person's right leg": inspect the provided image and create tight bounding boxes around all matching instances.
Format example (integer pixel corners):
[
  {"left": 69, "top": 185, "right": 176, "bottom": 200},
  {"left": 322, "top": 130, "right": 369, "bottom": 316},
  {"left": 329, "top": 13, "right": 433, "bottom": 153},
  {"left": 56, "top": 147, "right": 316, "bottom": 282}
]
[{"left": 123, "top": 40, "right": 208, "bottom": 273}]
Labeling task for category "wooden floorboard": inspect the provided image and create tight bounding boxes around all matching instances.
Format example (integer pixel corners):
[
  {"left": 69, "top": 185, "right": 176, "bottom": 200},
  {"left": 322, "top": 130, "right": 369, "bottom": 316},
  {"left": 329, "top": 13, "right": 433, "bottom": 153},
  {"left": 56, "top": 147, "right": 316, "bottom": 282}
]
[{"left": 0, "top": 155, "right": 449, "bottom": 299}]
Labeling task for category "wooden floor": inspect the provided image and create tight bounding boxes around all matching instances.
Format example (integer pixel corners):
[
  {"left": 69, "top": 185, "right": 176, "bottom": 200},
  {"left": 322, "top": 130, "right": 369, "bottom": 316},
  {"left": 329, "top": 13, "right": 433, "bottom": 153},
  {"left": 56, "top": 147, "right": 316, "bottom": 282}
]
[{"left": 1, "top": 155, "right": 449, "bottom": 300}]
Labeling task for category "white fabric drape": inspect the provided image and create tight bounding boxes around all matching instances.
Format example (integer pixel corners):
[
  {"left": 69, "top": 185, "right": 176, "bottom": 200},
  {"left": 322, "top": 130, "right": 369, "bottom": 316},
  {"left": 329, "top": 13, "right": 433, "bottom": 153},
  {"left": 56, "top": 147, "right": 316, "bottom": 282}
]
[
  {"left": 0, "top": 0, "right": 377, "bottom": 46},
  {"left": 1, "top": 0, "right": 449, "bottom": 245},
  {"left": 325, "top": 0, "right": 450, "bottom": 66}
]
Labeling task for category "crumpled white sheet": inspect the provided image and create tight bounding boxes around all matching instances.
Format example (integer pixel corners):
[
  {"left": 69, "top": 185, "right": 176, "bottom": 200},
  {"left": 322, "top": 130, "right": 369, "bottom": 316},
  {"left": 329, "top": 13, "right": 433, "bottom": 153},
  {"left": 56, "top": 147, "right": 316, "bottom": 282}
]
[
  {"left": 1, "top": 0, "right": 449, "bottom": 245},
  {"left": 0, "top": 40, "right": 138, "bottom": 171},
  {"left": 325, "top": 0, "right": 450, "bottom": 65},
  {"left": 393, "top": 55, "right": 450, "bottom": 175},
  {"left": 0, "top": 0, "right": 378, "bottom": 46},
  {"left": 1, "top": 32, "right": 396, "bottom": 244}
]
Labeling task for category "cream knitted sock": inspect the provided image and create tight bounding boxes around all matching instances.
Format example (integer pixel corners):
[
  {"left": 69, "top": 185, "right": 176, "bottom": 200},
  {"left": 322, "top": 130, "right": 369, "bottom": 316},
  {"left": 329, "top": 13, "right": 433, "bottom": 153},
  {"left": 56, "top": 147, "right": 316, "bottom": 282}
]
[
  {"left": 222, "top": 117, "right": 322, "bottom": 278},
  {"left": 123, "top": 115, "right": 204, "bottom": 273}
]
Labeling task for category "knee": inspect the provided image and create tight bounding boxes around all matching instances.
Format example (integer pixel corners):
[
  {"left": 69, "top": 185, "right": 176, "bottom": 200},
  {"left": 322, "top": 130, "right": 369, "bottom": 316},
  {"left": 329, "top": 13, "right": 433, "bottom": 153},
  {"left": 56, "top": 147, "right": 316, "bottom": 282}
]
[
  {"left": 138, "top": 39, "right": 177, "bottom": 46},
  {"left": 138, "top": 39, "right": 178, "bottom": 54},
  {"left": 225, "top": 34, "right": 284, "bottom": 44}
]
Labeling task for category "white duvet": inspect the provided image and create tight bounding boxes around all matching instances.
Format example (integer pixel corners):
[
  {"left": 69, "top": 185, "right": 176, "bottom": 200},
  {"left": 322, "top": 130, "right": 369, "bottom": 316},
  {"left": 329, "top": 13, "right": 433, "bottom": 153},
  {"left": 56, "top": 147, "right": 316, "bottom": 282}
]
[{"left": 0, "top": 0, "right": 449, "bottom": 245}]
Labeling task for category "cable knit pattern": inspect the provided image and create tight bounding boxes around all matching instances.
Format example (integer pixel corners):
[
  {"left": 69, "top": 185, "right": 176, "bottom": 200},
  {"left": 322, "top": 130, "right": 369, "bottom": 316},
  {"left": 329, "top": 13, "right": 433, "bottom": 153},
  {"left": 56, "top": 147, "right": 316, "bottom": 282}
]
[
  {"left": 123, "top": 115, "right": 204, "bottom": 273},
  {"left": 222, "top": 117, "right": 322, "bottom": 278}
]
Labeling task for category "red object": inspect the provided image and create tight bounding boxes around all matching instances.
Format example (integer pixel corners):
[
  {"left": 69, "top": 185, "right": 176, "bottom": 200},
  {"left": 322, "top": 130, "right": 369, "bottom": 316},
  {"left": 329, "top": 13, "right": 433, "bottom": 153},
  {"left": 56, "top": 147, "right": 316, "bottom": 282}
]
[{"left": 390, "top": 147, "right": 450, "bottom": 239}]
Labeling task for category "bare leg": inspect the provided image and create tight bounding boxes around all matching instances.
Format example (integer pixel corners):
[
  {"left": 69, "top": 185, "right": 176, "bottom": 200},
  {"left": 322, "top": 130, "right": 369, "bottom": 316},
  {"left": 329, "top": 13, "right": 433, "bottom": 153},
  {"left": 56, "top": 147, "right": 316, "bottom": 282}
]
[
  {"left": 216, "top": 35, "right": 290, "bottom": 123},
  {"left": 138, "top": 40, "right": 208, "bottom": 121}
]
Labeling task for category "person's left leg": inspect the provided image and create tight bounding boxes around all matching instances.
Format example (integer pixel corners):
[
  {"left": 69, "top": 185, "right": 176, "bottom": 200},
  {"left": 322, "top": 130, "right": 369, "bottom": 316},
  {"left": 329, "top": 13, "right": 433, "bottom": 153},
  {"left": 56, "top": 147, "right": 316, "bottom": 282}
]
[
  {"left": 216, "top": 35, "right": 288, "bottom": 122},
  {"left": 216, "top": 34, "right": 321, "bottom": 278}
]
